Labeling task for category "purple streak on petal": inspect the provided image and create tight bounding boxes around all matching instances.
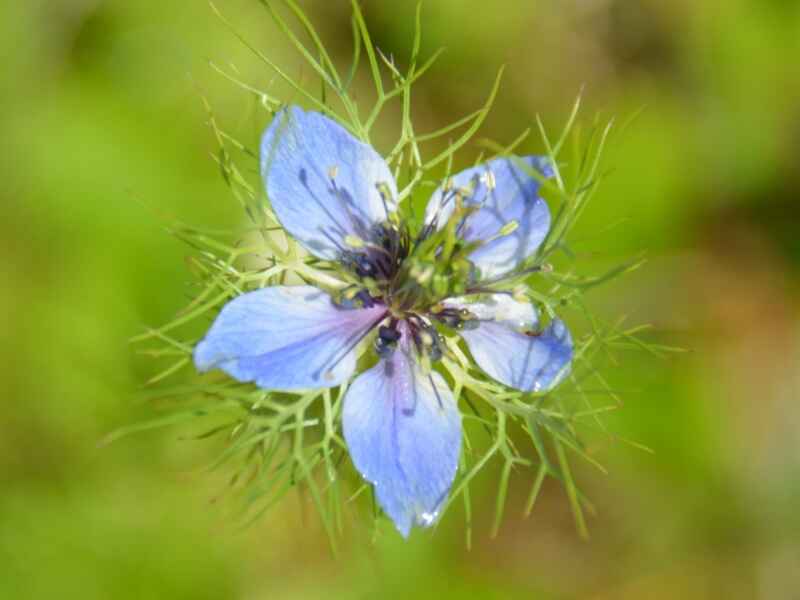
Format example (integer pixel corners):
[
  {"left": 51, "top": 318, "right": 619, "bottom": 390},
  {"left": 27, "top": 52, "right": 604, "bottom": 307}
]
[
  {"left": 260, "top": 106, "right": 397, "bottom": 260},
  {"left": 342, "top": 322, "right": 461, "bottom": 537},
  {"left": 194, "top": 286, "right": 386, "bottom": 390},
  {"left": 445, "top": 295, "right": 572, "bottom": 392},
  {"left": 424, "top": 156, "right": 554, "bottom": 279}
]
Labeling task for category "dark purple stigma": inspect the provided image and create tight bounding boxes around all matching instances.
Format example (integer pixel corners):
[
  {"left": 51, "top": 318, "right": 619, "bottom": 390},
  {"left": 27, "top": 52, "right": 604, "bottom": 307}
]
[
  {"left": 430, "top": 306, "right": 479, "bottom": 331},
  {"left": 374, "top": 314, "right": 445, "bottom": 363},
  {"left": 375, "top": 323, "right": 401, "bottom": 358},
  {"left": 342, "top": 222, "right": 410, "bottom": 286}
]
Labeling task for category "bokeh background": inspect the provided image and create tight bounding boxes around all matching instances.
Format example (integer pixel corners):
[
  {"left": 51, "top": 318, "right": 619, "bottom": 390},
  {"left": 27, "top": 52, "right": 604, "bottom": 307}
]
[{"left": 2, "top": 1, "right": 799, "bottom": 598}]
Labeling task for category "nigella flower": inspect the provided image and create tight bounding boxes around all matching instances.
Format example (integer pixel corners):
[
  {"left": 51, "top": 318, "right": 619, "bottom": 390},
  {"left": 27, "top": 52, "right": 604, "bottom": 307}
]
[{"left": 194, "top": 106, "right": 573, "bottom": 537}]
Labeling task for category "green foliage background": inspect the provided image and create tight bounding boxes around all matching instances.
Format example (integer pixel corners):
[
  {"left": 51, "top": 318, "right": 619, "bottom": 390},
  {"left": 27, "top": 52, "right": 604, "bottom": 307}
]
[{"left": 1, "top": 1, "right": 798, "bottom": 598}]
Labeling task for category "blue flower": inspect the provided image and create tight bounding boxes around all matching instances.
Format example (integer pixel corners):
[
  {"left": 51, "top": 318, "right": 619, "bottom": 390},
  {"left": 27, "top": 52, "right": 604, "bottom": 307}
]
[{"left": 194, "top": 106, "right": 573, "bottom": 537}]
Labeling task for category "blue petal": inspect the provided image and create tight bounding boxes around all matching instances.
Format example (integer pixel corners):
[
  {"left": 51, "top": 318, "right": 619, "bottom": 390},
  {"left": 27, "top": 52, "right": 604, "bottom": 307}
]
[
  {"left": 424, "top": 156, "right": 553, "bottom": 279},
  {"left": 446, "top": 295, "right": 572, "bottom": 392},
  {"left": 194, "top": 286, "right": 386, "bottom": 390},
  {"left": 260, "top": 106, "right": 398, "bottom": 260},
  {"left": 342, "top": 327, "right": 461, "bottom": 537}
]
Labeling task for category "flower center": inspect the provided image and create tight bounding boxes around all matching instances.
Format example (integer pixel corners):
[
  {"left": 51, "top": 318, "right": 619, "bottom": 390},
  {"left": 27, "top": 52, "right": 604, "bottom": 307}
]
[
  {"left": 341, "top": 221, "right": 410, "bottom": 286},
  {"left": 337, "top": 208, "right": 486, "bottom": 363},
  {"left": 374, "top": 314, "right": 444, "bottom": 364},
  {"left": 341, "top": 207, "right": 480, "bottom": 315}
]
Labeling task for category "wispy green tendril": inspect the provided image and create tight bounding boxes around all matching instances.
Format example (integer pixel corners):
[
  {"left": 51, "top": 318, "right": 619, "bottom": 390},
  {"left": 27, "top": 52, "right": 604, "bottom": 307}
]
[{"left": 120, "top": 0, "right": 680, "bottom": 550}]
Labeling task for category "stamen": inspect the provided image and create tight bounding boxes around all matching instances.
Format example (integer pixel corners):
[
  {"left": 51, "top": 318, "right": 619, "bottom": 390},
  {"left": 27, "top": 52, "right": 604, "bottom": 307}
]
[
  {"left": 460, "top": 317, "right": 480, "bottom": 330},
  {"left": 410, "top": 263, "right": 434, "bottom": 285},
  {"left": 403, "top": 315, "right": 446, "bottom": 365},
  {"left": 375, "top": 181, "right": 393, "bottom": 219},
  {"left": 328, "top": 173, "right": 369, "bottom": 239},
  {"left": 343, "top": 220, "right": 411, "bottom": 294},
  {"left": 498, "top": 220, "right": 519, "bottom": 237},
  {"left": 355, "top": 290, "right": 377, "bottom": 309},
  {"left": 419, "top": 177, "right": 472, "bottom": 243},
  {"left": 375, "top": 323, "right": 401, "bottom": 358},
  {"left": 345, "top": 235, "right": 365, "bottom": 248},
  {"left": 379, "top": 325, "right": 401, "bottom": 342},
  {"left": 333, "top": 287, "right": 376, "bottom": 309},
  {"left": 320, "top": 310, "right": 388, "bottom": 379},
  {"left": 481, "top": 170, "right": 496, "bottom": 191},
  {"left": 430, "top": 306, "right": 468, "bottom": 329},
  {"left": 465, "top": 263, "right": 551, "bottom": 294}
]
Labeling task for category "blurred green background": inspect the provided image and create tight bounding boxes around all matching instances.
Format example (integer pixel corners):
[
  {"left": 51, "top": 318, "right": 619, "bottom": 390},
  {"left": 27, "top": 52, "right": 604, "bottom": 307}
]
[{"left": 2, "top": 1, "right": 799, "bottom": 598}]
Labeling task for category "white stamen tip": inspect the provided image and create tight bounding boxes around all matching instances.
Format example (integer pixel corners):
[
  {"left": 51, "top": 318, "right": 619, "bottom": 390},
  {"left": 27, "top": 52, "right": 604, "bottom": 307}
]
[
  {"left": 344, "top": 235, "right": 364, "bottom": 248},
  {"left": 499, "top": 220, "right": 519, "bottom": 236},
  {"left": 481, "top": 170, "right": 496, "bottom": 190},
  {"left": 328, "top": 165, "right": 339, "bottom": 179}
]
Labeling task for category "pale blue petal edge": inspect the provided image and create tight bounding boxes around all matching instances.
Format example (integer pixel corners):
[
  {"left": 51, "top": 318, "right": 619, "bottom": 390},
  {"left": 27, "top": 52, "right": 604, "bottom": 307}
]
[
  {"left": 446, "top": 295, "right": 573, "bottom": 392},
  {"left": 195, "top": 286, "right": 386, "bottom": 390},
  {"left": 424, "top": 156, "right": 554, "bottom": 279},
  {"left": 342, "top": 327, "right": 461, "bottom": 537},
  {"left": 260, "top": 106, "right": 397, "bottom": 260}
]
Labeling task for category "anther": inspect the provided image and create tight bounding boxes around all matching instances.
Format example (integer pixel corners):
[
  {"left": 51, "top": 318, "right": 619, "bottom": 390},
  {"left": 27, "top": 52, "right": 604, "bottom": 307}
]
[
  {"left": 455, "top": 308, "right": 480, "bottom": 330},
  {"left": 378, "top": 325, "right": 401, "bottom": 343},
  {"left": 410, "top": 264, "right": 434, "bottom": 285},
  {"left": 481, "top": 220, "right": 520, "bottom": 245},
  {"left": 498, "top": 220, "right": 519, "bottom": 236},
  {"left": 481, "top": 170, "right": 496, "bottom": 190},
  {"left": 355, "top": 290, "right": 376, "bottom": 309},
  {"left": 417, "top": 324, "right": 444, "bottom": 362},
  {"left": 345, "top": 235, "right": 365, "bottom": 248},
  {"left": 460, "top": 318, "right": 479, "bottom": 330},
  {"left": 376, "top": 181, "right": 394, "bottom": 202},
  {"left": 428, "top": 340, "right": 443, "bottom": 362},
  {"left": 375, "top": 324, "right": 400, "bottom": 358},
  {"left": 419, "top": 330, "right": 434, "bottom": 347},
  {"left": 376, "top": 181, "right": 393, "bottom": 219},
  {"left": 438, "top": 313, "right": 461, "bottom": 328}
]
